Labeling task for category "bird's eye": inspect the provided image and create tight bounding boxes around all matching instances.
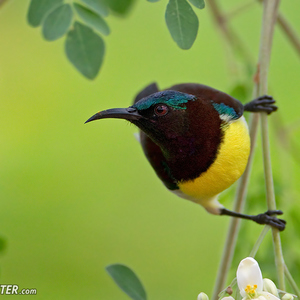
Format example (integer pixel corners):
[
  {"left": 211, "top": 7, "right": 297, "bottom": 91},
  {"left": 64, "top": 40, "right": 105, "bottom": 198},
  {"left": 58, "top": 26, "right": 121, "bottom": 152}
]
[{"left": 154, "top": 104, "right": 169, "bottom": 116}]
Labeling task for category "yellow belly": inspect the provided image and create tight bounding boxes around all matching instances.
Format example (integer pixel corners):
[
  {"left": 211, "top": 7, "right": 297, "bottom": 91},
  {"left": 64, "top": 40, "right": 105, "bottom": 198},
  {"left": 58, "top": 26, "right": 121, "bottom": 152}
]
[{"left": 177, "top": 117, "right": 250, "bottom": 212}]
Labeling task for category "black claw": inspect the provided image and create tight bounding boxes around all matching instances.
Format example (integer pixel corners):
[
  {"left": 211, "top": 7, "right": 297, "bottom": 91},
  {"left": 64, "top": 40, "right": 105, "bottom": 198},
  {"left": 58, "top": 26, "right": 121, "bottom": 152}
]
[
  {"left": 265, "top": 210, "right": 283, "bottom": 216},
  {"left": 257, "top": 95, "right": 273, "bottom": 100},
  {"left": 268, "top": 220, "right": 286, "bottom": 231},
  {"left": 267, "top": 105, "right": 278, "bottom": 110},
  {"left": 253, "top": 211, "right": 286, "bottom": 231},
  {"left": 244, "top": 95, "right": 278, "bottom": 114},
  {"left": 255, "top": 105, "right": 274, "bottom": 114},
  {"left": 252, "top": 99, "right": 275, "bottom": 105}
]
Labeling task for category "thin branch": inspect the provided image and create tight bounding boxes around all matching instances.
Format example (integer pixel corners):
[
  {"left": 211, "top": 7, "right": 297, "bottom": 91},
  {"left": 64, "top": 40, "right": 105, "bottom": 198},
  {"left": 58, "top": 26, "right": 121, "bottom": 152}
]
[
  {"left": 277, "top": 14, "right": 300, "bottom": 58},
  {"left": 212, "top": 111, "right": 261, "bottom": 300},
  {"left": 212, "top": 0, "right": 293, "bottom": 296},
  {"left": 207, "top": 0, "right": 254, "bottom": 64},
  {"left": 0, "top": 0, "right": 8, "bottom": 7},
  {"left": 225, "top": 1, "right": 256, "bottom": 20},
  {"left": 284, "top": 265, "right": 300, "bottom": 297},
  {"left": 249, "top": 226, "right": 270, "bottom": 258},
  {"left": 258, "top": 0, "right": 286, "bottom": 290},
  {"left": 212, "top": 0, "right": 300, "bottom": 62},
  {"left": 257, "top": 0, "right": 300, "bottom": 58}
]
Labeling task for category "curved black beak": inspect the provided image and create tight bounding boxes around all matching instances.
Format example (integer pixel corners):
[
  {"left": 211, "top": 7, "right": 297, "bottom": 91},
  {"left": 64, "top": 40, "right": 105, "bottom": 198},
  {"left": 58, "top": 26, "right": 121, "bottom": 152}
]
[{"left": 85, "top": 107, "right": 142, "bottom": 124}]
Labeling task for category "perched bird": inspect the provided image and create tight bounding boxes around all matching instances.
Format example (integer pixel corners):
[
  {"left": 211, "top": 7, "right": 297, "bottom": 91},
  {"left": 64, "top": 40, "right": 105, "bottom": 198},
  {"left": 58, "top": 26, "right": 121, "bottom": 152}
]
[{"left": 86, "top": 83, "right": 286, "bottom": 231}]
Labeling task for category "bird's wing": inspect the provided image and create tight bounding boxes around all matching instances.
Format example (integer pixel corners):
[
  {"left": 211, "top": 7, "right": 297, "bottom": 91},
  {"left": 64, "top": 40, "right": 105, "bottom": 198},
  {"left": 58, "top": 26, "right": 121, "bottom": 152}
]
[{"left": 133, "top": 83, "right": 179, "bottom": 191}]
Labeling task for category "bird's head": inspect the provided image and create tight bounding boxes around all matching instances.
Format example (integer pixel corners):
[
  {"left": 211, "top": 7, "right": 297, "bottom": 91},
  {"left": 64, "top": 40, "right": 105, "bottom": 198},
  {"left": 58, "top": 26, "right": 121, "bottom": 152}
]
[{"left": 85, "top": 91, "right": 199, "bottom": 146}]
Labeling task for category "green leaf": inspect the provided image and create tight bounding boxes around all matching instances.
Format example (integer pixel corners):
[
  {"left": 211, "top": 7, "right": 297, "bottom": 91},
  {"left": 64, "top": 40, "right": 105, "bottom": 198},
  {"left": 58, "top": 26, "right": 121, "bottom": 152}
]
[
  {"left": 165, "top": 0, "right": 199, "bottom": 50},
  {"left": 27, "top": 0, "right": 63, "bottom": 27},
  {"left": 104, "top": 0, "right": 135, "bottom": 15},
  {"left": 106, "top": 264, "right": 147, "bottom": 300},
  {"left": 188, "top": 0, "right": 205, "bottom": 9},
  {"left": 80, "top": 0, "right": 109, "bottom": 17},
  {"left": 73, "top": 3, "right": 110, "bottom": 36},
  {"left": 65, "top": 22, "right": 105, "bottom": 80},
  {"left": 42, "top": 4, "right": 73, "bottom": 41},
  {"left": 147, "top": 0, "right": 160, "bottom": 2}
]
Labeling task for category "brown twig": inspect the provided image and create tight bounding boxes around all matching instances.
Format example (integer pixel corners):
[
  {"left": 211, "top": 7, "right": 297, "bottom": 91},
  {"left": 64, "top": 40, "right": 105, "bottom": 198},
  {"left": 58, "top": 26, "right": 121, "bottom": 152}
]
[
  {"left": 256, "top": 0, "right": 300, "bottom": 58},
  {"left": 225, "top": 1, "right": 256, "bottom": 20},
  {"left": 277, "top": 14, "right": 300, "bottom": 58},
  {"left": 0, "top": 0, "right": 8, "bottom": 8},
  {"left": 211, "top": 0, "right": 287, "bottom": 296},
  {"left": 207, "top": 0, "right": 254, "bottom": 64},
  {"left": 257, "top": 0, "right": 285, "bottom": 290}
]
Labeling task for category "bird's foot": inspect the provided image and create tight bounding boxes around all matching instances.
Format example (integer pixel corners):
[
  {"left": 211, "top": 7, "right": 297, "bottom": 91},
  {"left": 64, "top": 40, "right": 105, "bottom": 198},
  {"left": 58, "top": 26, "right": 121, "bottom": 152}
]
[
  {"left": 244, "top": 95, "right": 278, "bottom": 114},
  {"left": 220, "top": 208, "right": 286, "bottom": 231},
  {"left": 252, "top": 210, "right": 286, "bottom": 231}
]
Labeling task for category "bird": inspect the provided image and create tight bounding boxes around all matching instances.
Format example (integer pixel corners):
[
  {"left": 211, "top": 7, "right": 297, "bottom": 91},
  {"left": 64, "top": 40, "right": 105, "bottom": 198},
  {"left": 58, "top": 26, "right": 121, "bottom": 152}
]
[{"left": 85, "top": 83, "right": 286, "bottom": 231}]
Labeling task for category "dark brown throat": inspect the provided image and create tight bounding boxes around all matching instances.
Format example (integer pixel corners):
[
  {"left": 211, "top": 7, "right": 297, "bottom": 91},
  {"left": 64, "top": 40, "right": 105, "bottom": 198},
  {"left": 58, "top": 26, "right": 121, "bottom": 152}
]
[{"left": 161, "top": 100, "right": 223, "bottom": 182}]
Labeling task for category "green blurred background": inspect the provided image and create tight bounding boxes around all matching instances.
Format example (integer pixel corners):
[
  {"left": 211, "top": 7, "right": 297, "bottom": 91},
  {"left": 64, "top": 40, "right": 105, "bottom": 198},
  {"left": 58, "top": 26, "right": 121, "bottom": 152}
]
[{"left": 0, "top": 0, "right": 300, "bottom": 299}]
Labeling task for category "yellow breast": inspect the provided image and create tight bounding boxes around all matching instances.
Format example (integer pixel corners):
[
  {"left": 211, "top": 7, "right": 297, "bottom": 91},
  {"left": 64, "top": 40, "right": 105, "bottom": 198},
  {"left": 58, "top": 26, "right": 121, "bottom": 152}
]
[{"left": 177, "top": 116, "right": 250, "bottom": 212}]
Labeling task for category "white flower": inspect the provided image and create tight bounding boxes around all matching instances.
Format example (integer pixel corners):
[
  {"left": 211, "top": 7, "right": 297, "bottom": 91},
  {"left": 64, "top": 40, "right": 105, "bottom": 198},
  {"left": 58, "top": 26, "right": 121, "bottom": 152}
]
[{"left": 236, "top": 257, "right": 280, "bottom": 300}]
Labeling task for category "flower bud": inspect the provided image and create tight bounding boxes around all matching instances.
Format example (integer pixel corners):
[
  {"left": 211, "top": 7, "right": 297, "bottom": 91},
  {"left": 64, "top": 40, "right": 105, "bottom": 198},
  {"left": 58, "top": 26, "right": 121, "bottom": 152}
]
[
  {"left": 225, "top": 287, "right": 233, "bottom": 295},
  {"left": 197, "top": 292, "right": 209, "bottom": 300},
  {"left": 282, "top": 293, "right": 294, "bottom": 300},
  {"left": 263, "top": 278, "right": 279, "bottom": 297}
]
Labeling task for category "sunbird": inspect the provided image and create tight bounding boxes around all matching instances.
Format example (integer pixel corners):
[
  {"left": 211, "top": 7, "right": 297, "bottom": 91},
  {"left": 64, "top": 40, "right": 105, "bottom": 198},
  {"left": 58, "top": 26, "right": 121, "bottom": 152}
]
[{"left": 86, "top": 83, "right": 286, "bottom": 231}]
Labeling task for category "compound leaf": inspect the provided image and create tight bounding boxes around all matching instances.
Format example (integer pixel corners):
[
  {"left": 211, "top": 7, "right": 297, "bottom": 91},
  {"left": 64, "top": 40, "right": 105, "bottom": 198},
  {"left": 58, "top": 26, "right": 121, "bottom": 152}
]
[
  {"left": 42, "top": 4, "right": 73, "bottom": 41},
  {"left": 27, "top": 0, "right": 63, "bottom": 27},
  {"left": 80, "top": 0, "right": 109, "bottom": 17},
  {"left": 165, "top": 0, "right": 199, "bottom": 50},
  {"left": 65, "top": 22, "right": 105, "bottom": 79},
  {"left": 73, "top": 3, "right": 110, "bottom": 36}
]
